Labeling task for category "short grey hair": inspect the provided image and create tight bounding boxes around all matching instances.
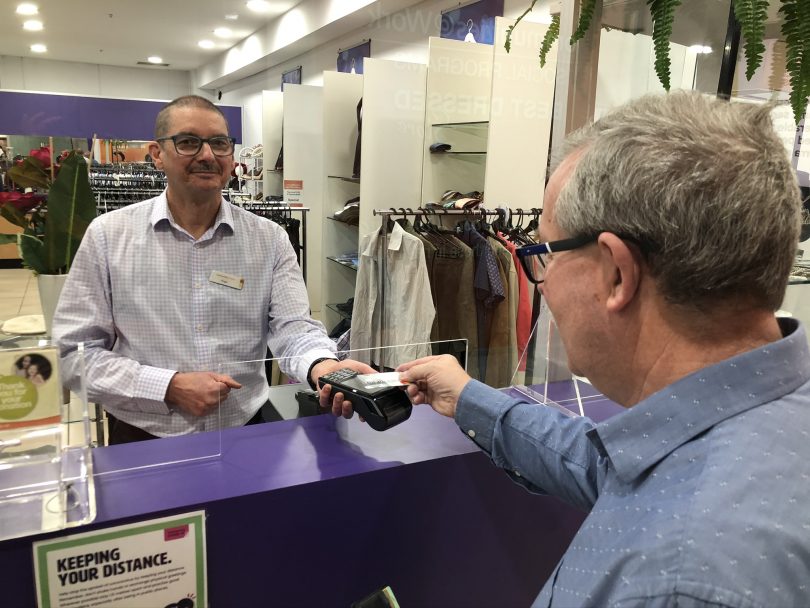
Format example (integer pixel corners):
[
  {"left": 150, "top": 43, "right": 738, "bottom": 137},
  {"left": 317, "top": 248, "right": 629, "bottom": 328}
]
[
  {"left": 554, "top": 91, "right": 801, "bottom": 311},
  {"left": 154, "top": 95, "right": 228, "bottom": 139}
]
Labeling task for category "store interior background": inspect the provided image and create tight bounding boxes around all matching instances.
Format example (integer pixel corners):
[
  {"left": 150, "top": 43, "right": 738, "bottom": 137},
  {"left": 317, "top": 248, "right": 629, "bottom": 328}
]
[{"left": 1, "top": 0, "right": 808, "bottom": 339}]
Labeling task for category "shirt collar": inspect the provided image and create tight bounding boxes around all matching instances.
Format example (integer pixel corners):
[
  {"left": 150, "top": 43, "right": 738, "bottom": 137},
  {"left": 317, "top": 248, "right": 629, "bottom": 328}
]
[
  {"left": 361, "top": 221, "right": 405, "bottom": 257},
  {"left": 149, "top": 189, "right": 234, "bottom": 237},
  {"left": 588, "top": 318, "right": 810, "bottom": 483}
]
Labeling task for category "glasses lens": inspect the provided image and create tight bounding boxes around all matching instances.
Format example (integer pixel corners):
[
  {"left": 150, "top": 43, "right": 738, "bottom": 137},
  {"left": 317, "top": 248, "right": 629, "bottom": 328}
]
[
  {"left": 174, "top": 136, "right": 202, "bottom": 155},
  {"left": 208, "top": 137, "right": 234, "bottom": 156}
]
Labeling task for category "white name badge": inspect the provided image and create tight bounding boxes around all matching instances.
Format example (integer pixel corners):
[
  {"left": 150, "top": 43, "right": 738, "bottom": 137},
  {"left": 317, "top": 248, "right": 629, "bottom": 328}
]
[{"left": 209, "top": 271, "right": 244, "bottom": 290}]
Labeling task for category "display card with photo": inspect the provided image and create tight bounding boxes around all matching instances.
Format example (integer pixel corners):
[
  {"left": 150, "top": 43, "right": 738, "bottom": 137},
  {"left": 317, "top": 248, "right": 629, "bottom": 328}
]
[{"left": 0, "top": 348, "right": 61, "bottom": 430}]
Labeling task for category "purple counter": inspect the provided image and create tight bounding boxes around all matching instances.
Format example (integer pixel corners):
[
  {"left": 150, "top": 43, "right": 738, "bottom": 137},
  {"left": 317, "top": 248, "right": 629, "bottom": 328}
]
[{"left": 2, "top": 388, "right": 620, "bottom": 607}]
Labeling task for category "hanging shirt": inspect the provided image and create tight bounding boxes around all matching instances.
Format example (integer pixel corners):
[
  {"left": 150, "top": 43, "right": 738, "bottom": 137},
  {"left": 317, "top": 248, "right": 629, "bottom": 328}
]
[{"left": 351, "top": 222, "right": 435, "bottom": 368}]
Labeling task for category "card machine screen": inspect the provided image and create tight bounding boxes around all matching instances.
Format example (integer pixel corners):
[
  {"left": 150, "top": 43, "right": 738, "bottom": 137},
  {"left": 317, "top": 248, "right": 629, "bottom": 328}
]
[{"left": 318, "top": 370, "right": 413, "bottom": 431}]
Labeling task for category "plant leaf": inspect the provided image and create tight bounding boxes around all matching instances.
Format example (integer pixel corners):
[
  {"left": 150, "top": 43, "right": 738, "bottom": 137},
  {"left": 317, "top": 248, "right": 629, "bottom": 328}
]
[
  {"left": 0, "top": 233, "right": 19, "bottom": 246},
  {"left": 540, "top": 14, "right": 561, "bottom": 68},
  {"left": 571, "top": 0, "right": 598, "bottom": 45},
  {"left": 734, "top": 0, "right": 769, "bottom": 81},
  {"left": 0, "top": 204, "right": 29, "bottom": 229},
  {"left": 7, "top": 157, "right": 50, "bottom": 190},
  {"left": 780, "top": 0, "right": 810, "bottom": 124},
  {"left": 42, "top": 151, "right": 97, "bottom": 274},
  {"left": 504, "top": 0, "right": 540, "bottom": 54},
  {"left": 18, "top": 232, "right": 47, "bottom": 275},
  {"left": 647, "top": 0, "right": 682, "bottom": 91}
]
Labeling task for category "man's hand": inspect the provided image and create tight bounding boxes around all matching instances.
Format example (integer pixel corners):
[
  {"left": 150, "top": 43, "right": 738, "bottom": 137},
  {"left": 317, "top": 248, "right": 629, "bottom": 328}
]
[
  {"left": 313, "top": 358, "right": 376, "bottom": 418},
  {"left": 396, "top": 355, "right": 472, "bottom": 418},
  {"left": 165, "top": 371, "right": 242, "bottom": 417}
]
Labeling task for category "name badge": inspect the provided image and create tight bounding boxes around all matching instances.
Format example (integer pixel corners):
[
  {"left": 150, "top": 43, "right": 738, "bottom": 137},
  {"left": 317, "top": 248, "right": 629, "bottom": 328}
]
[{"left": 209, "top": 271, "right": 244, "bottom": 290}]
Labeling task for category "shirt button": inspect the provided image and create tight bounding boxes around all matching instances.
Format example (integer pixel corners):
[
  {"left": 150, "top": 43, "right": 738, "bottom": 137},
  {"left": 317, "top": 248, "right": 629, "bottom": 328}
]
[
  {"left": 514, "top": 470, "right": 521, "bottom": 477},
  {"left": 467, "top": 429, "right": 476, "bottom": 438},
  {"left": 196, "top": 324, "right": 204, "bottom": 332},
  {"left": 194, "top": 282, "right": 203, "bottom": 289}
]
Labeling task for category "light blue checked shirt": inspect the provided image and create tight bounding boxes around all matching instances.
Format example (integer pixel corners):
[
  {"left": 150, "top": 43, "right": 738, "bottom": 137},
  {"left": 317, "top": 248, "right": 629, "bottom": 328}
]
[
  {"left": 457, "top": 318, "right": 810, "bottom": 607},
  {"left": 53, "top": 192, "right": 335, "bottom": 436}
]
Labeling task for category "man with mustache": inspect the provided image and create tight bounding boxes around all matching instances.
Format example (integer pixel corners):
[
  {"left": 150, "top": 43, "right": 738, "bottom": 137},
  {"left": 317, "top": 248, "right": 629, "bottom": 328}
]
[{"left": 54, "top": 95, "right": 370, "bottom": 443}]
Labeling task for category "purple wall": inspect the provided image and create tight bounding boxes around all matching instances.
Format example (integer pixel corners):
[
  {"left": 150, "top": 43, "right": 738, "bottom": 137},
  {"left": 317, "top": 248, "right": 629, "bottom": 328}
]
[{"left": 0, "top": 91, "right": 242, "bottom": 142}]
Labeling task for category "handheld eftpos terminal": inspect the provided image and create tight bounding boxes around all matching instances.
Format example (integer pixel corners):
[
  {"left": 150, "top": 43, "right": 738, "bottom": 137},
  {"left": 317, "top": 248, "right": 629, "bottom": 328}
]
[{"left": 318, "top": 369, "right": 412, "bottom": 431}]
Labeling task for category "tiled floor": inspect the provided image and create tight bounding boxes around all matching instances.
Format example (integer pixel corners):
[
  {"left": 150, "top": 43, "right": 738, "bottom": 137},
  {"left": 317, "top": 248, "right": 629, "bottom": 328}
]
[{"left": 0, "top": 268, "right": 103, "bottom": 446}]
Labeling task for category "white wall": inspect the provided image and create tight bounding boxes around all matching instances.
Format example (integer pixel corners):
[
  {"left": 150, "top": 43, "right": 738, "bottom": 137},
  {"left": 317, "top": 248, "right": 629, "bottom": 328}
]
[{"left": 0, "top": 55, "right": 192, "bottom": 101}]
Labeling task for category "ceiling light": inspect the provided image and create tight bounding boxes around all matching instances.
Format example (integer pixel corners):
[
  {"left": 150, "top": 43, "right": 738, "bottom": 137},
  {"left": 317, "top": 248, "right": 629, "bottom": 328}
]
[
  {"left": 16, "top": 3, "right": 38, "bottom": 15},
  {"left": 246, "top": 0, "right": 271, "bottom": 12},
  {"left": 688, "top": 45, "right": 713, "bottom": 54},
  {"left": 198, "top": 40, "right": 215, "bottom": 49},
  {"left": 30, "top": 43, "right": 46, "bottom": 53},
  {"left": 147, "top": 56, "right": 163, "bottom": 64},
  {"left": 23, "top": 19, "right": 43, "bottom": 31},
  {"left": 214, "top": 27, "right": 232, "bottom": 38},
  {"left": 225, "top": 14, "right": 238, "bottom": 20}
]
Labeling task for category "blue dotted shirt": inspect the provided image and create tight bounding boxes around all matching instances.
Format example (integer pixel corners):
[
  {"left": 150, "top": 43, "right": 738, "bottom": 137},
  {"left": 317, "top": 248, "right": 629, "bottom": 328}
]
[{"left": 457, "top": 318, "right": 810, "bottom": 607}]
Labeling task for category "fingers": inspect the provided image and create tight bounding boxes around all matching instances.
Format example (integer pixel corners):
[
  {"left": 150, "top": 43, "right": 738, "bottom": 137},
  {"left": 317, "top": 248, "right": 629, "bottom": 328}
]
[
  {"left": 396, "top": 355, "right": 442, "bottom": 373},
  {"left": 212, "top": 373, "right": 242, "bottom": 389}
]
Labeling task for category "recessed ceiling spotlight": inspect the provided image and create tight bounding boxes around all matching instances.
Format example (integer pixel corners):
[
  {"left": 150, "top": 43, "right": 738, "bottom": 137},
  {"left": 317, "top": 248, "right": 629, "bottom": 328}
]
[
  {"left": 16, "top": 3, "right": 38, "bottom": 15},
  {"left": 214, "top": 27, "right": 232, "bottom": 38},
  {"left": 198, "top": 40, "right": 215, "bottom": 49},
  {"left": 147, "top": 56, "right": 163, "bottom": 64},
  {"left": 688, "top": 45, "right": 713, "bottom": 54},
  {"left": 246, "top": 0, "right": 271, "bottom": 12},
  {"left": 30, "top": 43, "right": 47, "bottom": 53},
  {"left": 23, "top": 19, "right": 43, "bottom": 31},
  {"left": 225, "top": 14, "right": 239, "bottom": 20}
]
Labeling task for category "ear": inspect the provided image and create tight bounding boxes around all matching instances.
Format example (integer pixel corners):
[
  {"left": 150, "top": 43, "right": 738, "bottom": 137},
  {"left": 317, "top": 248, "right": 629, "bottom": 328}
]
[
  {"left": 148, "top": 141, "right": 164, "bottom": 170},
  {"left": 597, "top": 233, "right": 642, "bottom": 313}
]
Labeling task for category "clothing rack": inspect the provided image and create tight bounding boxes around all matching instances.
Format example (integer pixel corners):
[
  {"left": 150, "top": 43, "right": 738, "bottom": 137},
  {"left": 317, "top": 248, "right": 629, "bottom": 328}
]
[
  {"left": 246, "top": 205, "right": 310, "bottom": 283},
  {"left": 371, "top": 206, "right": 530, "bottom": 355}
]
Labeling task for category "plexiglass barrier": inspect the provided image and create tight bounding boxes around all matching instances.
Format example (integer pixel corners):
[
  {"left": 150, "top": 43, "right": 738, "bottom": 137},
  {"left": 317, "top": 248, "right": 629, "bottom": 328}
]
[
  {"left": 509, "top": 299, "right": 606, "bottom": 418},
  {"left": 216, "top": 339, "right": 468, "bottom": 425},
  {"left": 0, "top": 340, "right": 95, "bottom": 541}
]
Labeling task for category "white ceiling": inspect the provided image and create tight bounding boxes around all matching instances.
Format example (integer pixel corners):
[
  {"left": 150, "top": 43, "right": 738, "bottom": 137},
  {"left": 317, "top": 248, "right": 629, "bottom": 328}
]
[{"left": 0, "top": 0, "right": 302, "bottom": 71}]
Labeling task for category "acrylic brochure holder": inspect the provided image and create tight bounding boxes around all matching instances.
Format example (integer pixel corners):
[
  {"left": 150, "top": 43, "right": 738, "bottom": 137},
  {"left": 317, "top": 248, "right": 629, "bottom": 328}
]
[
  {"left": 509, "top": 300, "right": 605, "bottom": 418},
  {"left": 0, "top": 342, "right": 95, "bottom": 542}
]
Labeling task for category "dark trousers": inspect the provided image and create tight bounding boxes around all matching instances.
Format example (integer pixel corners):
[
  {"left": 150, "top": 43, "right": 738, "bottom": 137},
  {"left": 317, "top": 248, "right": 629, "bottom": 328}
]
[{"left": 105, "top": 404, "right": 274, "bottom": 445}]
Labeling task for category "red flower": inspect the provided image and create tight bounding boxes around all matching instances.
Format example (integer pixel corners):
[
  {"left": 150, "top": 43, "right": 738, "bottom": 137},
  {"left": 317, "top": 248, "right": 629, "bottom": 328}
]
[
  {"left": 0, "top": 191, "right": 46, "bottom": 213},
  {"left": 29, "top": 146, "right": 51, "bottom": 168}
]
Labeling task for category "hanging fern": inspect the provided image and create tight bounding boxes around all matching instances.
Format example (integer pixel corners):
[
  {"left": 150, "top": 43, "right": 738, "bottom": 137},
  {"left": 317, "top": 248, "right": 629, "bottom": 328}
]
[
  {"left": 647, "top": 0, "right": 682, "bottom": 92},
  {"left": 540, "top": 13, "right": 561, "bottom": 67},
  {"left": 734, "top": 0, "right": 770, "bottom": 80},
  {"left": 505, "top": 0, "right": 539, "bottom": 54},
  {"left": 570, "top": 0, "right": 599, "bottom": 45},
  {"left": 780, "top": 0, "right": 810, "bottom": 124}
]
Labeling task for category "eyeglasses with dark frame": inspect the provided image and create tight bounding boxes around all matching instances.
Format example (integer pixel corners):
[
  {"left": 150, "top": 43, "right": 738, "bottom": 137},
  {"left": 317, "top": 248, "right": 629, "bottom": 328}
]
[
  {"left": 516, "top": 234, "right": 597, "bottom": 284},
  {"left": 156, "top": 134, "right": 236, "bottom": 157}
]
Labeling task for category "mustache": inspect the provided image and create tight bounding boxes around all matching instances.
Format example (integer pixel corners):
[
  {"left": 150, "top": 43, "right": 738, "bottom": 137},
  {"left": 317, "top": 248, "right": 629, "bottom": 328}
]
[{"left": 189, "top": 163, "right": 221, "bottom": 173}]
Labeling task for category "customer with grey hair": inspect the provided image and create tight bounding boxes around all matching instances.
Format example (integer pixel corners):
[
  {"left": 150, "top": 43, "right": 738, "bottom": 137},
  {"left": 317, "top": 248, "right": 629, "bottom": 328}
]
[{"left": 398, "top": 92, "right": 809, "bottom": 606}]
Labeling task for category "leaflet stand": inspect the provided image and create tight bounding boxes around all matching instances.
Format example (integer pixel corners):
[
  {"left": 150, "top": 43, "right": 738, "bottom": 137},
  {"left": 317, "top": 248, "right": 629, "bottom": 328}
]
[{"left": 0, "top": 343, "right": 95, "bottom": 542}]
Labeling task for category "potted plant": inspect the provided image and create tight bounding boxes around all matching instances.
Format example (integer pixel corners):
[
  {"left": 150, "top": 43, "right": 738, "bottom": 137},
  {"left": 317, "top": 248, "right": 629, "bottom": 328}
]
[
  {"left": 0, "top": 147, "right": 96, "bottom": 334},
  {"left": 507, "top": 0, "right": 809, "bottom": 124}
]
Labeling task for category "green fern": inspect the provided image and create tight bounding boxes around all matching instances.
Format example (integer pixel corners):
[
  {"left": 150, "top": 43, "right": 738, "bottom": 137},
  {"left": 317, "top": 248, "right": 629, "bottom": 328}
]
[
  {"left": 647, "top": 0, "right": 682, "bottom": 91},
  {"left": 540, "top": 14, "right": 561, "bottom": 67},
  {"left": 505, "top": 0, "right": 539, "bottom": 54},
  {"left": 780, "top": 0, "right": 810, "bottom": 124},
  {"left": 734, "top": 0, "right": 770, "bottom": 80},
  {"left": 570, "top": 0, "right": 599, "bottom": 44}
]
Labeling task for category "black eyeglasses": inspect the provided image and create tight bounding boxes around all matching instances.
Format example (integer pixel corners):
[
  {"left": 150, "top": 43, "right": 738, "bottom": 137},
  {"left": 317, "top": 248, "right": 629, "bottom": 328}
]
[
  {"left": 516, "top": 234, "right": 597, "bottom": 284},
  {"left": 156, "top": 134, "right": 235, "bottom": 157}
]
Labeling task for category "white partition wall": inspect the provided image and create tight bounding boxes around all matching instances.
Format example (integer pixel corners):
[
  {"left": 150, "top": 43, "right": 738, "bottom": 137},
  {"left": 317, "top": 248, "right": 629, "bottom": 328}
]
[
  {"left": 261, "top": 90, "right": 284, "bottom": 198},
  {"left": 486, "top": 17, "right": 558, "bottom": 210},
  {"left": 421, "top": 38, "right": 493, "bottom": 205},
  {"left": 283, "top": 84, "right": 324, "bottom": 314},
  {"left": 322, "top": 71, "right": 363, "bottom": 333},
  {"left": 359, "top": 58, "right": 428, "bottom": 237}
]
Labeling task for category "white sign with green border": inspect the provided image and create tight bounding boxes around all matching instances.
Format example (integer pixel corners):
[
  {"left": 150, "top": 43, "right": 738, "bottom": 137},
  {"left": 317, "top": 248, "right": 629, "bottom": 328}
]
[{"left": 33, "top": 511, "right": 206, "bottom": 608}]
